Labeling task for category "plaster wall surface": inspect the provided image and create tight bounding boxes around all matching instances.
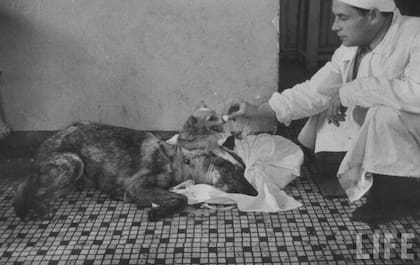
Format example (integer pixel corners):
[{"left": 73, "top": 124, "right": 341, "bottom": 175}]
[{"left": 0, "top": 0, "right": 279, "bottom": 131}]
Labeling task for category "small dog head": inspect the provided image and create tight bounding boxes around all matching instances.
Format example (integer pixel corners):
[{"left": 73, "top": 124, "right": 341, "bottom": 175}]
[
  {"left": 178, "top": 102, "right": 232, "bottom": 152},
  {"left": 180, "top": 102, "right": 226, "bottom": 137},
  {"left": 178, "top": 101, "right": 271, "bottom": 152}
]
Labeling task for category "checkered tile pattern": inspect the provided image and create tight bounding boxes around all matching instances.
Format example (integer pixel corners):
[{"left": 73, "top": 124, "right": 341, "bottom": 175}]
[{"left": 1, "top": 167, "right": 419, "bottom": 265}]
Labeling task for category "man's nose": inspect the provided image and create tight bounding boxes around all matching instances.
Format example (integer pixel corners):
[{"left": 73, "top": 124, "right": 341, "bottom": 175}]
[{"left": 331, "top": 17, "right": 339, "bottom": 31}]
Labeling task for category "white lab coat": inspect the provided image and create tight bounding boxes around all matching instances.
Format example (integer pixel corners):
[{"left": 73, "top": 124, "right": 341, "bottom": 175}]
[{"left": 268, "top": 9, "right": 420, "bottom": 201}]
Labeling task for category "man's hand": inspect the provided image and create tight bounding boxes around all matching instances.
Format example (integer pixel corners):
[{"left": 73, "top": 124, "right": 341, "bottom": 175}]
[
  {"left": 327, "top": 94, "right": 347, "bottom": 127},
  {"left": 224, "top": 100, "right": 258, "bottom": 120}
]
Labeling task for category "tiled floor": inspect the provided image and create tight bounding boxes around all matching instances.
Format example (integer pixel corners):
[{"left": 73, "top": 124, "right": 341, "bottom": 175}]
[{"left": 1, "top": 163, "right": 419, "bottom": 265}]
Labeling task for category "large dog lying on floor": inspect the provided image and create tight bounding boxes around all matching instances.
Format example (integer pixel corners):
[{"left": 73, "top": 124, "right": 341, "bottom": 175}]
[{"left": 13, "top": 117, "right": 257, "bottom": 222}]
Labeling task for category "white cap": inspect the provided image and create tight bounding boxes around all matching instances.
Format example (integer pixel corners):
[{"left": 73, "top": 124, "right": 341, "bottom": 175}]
[{"left": 338, "top": 0, "right": 396, "bottom": 12}]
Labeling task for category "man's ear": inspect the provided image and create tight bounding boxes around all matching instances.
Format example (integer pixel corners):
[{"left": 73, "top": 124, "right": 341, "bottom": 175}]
[{"left": 368, "top": 8, "right": 381, "bottom": 23}]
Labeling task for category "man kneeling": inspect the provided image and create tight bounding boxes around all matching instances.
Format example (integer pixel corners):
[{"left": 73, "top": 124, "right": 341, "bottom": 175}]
[{"left": 226, "top": 0, "right": 420, "bottom": 224}]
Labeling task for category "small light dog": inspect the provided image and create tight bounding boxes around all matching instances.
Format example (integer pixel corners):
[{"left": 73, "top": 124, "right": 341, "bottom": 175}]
[{"left": 13, "top": 115, "right": 257, "bottom": 222}]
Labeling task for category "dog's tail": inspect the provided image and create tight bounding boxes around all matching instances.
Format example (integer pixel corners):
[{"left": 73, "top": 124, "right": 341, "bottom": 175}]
[{"left": 13, "top": 175, "right": 38, "bottom": 221}]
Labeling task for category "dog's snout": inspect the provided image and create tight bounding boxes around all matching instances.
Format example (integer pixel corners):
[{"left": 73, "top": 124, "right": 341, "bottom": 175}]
[{"left": 242, "top": 183, "right": 258, "bottom": 196}]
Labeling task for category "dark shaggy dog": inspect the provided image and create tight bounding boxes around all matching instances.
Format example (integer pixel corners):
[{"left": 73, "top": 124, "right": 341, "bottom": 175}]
[{"left": 13, "top": 121, "right": 257, "bottom": 222}]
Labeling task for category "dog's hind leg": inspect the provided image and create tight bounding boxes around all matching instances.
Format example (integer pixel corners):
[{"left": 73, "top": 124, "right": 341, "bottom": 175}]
[{"left": 13, "top": 153, "right": 84, "bottom": 221}]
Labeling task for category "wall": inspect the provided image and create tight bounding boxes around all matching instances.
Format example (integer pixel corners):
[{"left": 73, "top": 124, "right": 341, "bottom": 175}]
[
  {"left": 280, "top": 0, "right": 340, "bottom": 64},
  {"left": 0, "top": 0, "right": 279, "bottom": 131}
]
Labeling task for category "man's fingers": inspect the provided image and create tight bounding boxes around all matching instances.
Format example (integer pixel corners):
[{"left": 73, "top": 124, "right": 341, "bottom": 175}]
[
  {"left": 225, "top": 101, "right": 248, "bottom": 120},
  {"left": 330, "top": 117, "right": 340, "bottom": 127},
  {"left": 224, "top": 99, "right": 239, "bottom": 111},
  {"left": 340, "top": 105, "right": 348, "bottom": 114},
  {"left": 328, "top": 116, "right": 339, "bottom": 127},
  {"left": 226, "top": 109, "right": 244, "bottom": 120},
  {"left": 335, "top": 114, "right": 346, "bottom": 121},
  {"left": 327, "top": 111, "right": 346, "bottom": 127},
  {"left": 326, "top": 94, "right": 346, "bottom": 127},
  {"left": 227, "top": 104, "right": 241, "bottom": 115}
]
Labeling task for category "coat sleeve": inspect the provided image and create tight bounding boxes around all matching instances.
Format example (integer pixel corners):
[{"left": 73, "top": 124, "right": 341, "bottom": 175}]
[
  {"left": 340, "top": 33, "right": 420, "bottom": 113},
  {"left": 268, "top": 50, "right": 344, "bottom": 125}
]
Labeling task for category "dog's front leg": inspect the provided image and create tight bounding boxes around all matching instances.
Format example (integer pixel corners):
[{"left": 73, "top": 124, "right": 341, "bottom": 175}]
[
  {"left": 145, "top": 188, "right": 188, "bottom": 222},
  {"left": 126, "top": 185, "right": 188, "bottom": 221},
  {"left": 123, "top": 169, "right": 189, "bottom": 221}
]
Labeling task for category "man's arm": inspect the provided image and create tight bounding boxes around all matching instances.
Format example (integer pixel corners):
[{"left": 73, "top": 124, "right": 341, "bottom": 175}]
[
  {"left": 227, "top": 47, "right": 347, "bottom": 124},
  {"left": 268, "top": 49, "right": 345, "bottom": 125},
  {"left": 340, "top": 33, "right": 420, "bottom": 113}
]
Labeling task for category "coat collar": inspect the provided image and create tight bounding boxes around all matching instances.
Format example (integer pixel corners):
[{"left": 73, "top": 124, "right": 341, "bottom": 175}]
[
  {"left": 340, "top": 46, "right": 358, "bottom": 62},
  {"left": 370, "top": 9, "right": 402, "bottom": 56}
]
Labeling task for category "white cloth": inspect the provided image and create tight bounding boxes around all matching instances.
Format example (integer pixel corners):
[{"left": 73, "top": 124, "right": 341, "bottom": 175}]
[
  {"left": 268, "top": 9, "right": 420, "bottom": 201},
  {"left": 338, "top": 106, "right": 420, "bottom": 201},
  {"left": 170, "top": 134, "right": 304, "bottom": 212},
  {"left": 338, "top": 0, "right": 396, "bottom": 12}
]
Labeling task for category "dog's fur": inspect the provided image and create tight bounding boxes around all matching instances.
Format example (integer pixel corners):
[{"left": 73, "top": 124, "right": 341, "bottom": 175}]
[{"left": 13, "top": 119, "right": 257, "bottom": 222}]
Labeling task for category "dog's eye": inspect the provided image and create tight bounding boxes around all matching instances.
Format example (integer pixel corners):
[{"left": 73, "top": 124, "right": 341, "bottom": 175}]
[
  {"left": 183, "top": 158, "right": 191, "bottom": 165},
  {"left": 210, "top": 125, "right": 224, "bottom": 132}
]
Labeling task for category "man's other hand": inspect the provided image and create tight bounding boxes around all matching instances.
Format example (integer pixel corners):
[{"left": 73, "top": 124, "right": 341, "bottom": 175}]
[{"left": 327, "top": 94, "right": 347, "bottom": 127}]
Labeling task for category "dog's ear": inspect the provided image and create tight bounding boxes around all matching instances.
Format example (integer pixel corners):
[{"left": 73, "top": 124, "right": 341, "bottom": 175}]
[
  {"left": 180, "top": 116, "right": 199, "bottom": 140},
  {"left": 183, "top": 116, "right": 198, "bottom": 129}
]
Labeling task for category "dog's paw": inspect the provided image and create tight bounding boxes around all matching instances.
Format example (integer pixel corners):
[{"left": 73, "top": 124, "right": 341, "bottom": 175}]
[
  {"left": 109, "top": 190, "right": 126, "bottom": 201},
  {"left": 44, "top": 211, "right": 55, "bottom": 220},
  {"left": 135, "top": 201, "right": 152, "bottom": 210},
  {"left": 147, "top": 208, "right": 166, "bottom": 222}
]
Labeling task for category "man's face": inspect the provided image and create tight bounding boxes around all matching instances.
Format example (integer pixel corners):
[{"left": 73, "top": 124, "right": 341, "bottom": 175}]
[{"left": 331, "top": 0, "right": 374, "bottom": 47}]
